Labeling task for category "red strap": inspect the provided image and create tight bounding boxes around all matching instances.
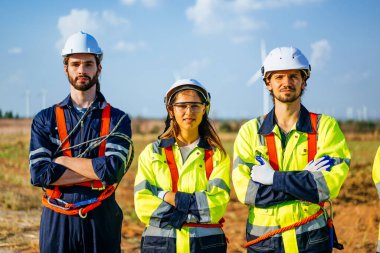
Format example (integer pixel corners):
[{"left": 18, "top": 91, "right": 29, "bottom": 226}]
[
  {"left": 265, "top": 133, "right": 279, "bottom": 171},
  {"left": 204, "top": 149, "right": 213, "bottom": 180},
  {"left": 164, "top": 146, "right": 180, "bottom": 192},
  {"left": 98, "top": 103, "right": 111, "bottom": 156},
  {"left": 265, "top": 112, "right": 318, "bottom": 170},
  {"left": 55, "top": 106, "right": 72, "bottom": 157},
  {"left": 308, "top": 113, "right": 318, "bottom": 162},
  {"left": 164, "top": 146, "right": 214, "bottom": 192},
  {"left": 42, "top": 185, "right": 115, "bottom": 216},
  {"left": 184, "top": 217, "right": 225, "bottom": 228}
]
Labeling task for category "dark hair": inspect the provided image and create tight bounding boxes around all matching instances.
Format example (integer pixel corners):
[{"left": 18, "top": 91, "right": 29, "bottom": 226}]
[
  {"left": 63, "top": 55, "right": 101, "bottom": 92},
  {"left": 159, "top": 90, "right": 226, "bottom": 154}
]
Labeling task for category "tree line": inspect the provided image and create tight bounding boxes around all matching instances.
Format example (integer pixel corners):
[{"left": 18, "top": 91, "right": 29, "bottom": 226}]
[{"left": 0, "top": 109, "right": 19, "bottom": 119}]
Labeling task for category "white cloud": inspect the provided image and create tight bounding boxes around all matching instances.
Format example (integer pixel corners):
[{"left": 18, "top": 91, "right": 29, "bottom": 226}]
[
  {"left": 120, "top": 0, "right": 136, "bottom": 5},
  {"left": 293, "top": 20, "right": 308, "bottom": 29},
  {"left": 179, "top": 58, "right": 210, "bottom": 77},
  {"left": 186, "top": 0, "right": 265, "bottom": 37},
  {"left": 56, "top": 9, "right": 130, "bottom": 50},
  {"left": 56, "top": 9, "right": 100, "bottom": 50},
  {"left": 233, "top": 0, "right": 323, "bottom": 12},
  {"left": 187, "top": 0, "right": 320, "bottom": 40},
  {"left": 102, "top": 11, "right": 129, "bottom": 26},
  {"left": 114, "top": 40, "right": 147, "bottom": 53},
  {"left": 120, "top": 0, "right": 159, "bottom": 7},
  {"left": 310, "top": 39, "right": 331, "bottom": 69},
  {"left": 8, "top": 47, "right": 22, "bottom": 54},
  {"left": 141, "top": 0, "right": 159, "bottom": 8}
]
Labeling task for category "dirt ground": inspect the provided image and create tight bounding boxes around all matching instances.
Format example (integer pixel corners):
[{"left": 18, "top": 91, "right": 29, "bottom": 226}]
[{"left": 0, "top": 119, "right": 379, "bottom": 253}]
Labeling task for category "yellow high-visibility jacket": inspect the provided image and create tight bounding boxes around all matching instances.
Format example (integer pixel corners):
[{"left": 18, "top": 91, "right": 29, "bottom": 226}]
[
  {"left": 232, "top": 105, "right": 350, "bottom": 253},
  {"left": 372, "top": 146, "right": 380, "bottom": 253},
  {"left": 134, "top": 137, "right": 230, "bottom": 253}
]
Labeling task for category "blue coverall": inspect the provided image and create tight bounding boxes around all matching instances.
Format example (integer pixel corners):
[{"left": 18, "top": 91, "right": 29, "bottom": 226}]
[{"left": 29, "top": 92, "right": 132, "bottom": 253}]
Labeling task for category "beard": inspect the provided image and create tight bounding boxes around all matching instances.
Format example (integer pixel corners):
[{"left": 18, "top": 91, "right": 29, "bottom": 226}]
[
  {"left": 68, "top": 72, "right": 99, "bottom": 92},
  {"left": 271, "top": 87, "right": 304, "bottom": 103}
]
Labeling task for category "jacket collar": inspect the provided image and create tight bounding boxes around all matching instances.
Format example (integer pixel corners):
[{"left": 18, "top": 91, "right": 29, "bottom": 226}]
[
  {"left": 57, "top": 92, "right": 108, "bottom": 110},
  {"left": 159, "top": 137, "right": 212, "bottom": 150},
  {"left": 258, "top": 104, "right": 313, "bottom": 135}
]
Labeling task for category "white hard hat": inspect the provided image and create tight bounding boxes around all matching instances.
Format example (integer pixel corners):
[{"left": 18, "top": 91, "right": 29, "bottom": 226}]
[
  {"left": 61, "top": 31, "right": 103, "bottom": 61},
  {"left": 261, "top": 47, "right": 311, "bottom": 79},
  {"left": 165, "top": 79, "right": 211, "bottom": 114}
]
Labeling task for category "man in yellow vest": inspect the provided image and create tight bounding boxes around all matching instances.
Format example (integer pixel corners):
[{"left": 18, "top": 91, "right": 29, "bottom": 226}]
[
  {"left": 232, "top": 46, "right": 350, "bottom": 253},
  {"left": 372, "top": 146, "right": 380, "bottom": 253},
  {"left": 29, "top": 31, "right": 132, "bottom": 252}
]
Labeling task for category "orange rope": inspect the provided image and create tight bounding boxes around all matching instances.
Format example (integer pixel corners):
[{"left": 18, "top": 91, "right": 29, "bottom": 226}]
[{"left": 244, "top": 209, "right": 324, "bottom": 248}]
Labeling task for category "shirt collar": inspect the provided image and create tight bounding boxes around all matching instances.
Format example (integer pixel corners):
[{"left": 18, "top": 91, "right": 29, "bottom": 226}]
[
  {"left": 159, "top": 137, "right": 212, "bottom": 150},
  {"left": 57, "top": 92, "right": 108, "bottom": 110},
  {"left": 258, "top": 104, "right": 313, "bottom": 135}
]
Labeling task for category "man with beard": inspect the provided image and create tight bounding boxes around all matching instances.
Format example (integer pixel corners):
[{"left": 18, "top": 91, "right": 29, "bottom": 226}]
[
  {"left": 232, "top": 47, "right": 350, "bottom": 252},
  {"left": 29, "top": 31, "right": 132, "bottom": 253}
]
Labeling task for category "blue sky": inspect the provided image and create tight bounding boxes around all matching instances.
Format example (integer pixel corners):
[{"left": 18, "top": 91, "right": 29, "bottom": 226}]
[{"left": 1, "top": 0, "right": 379, "bottom": 120}]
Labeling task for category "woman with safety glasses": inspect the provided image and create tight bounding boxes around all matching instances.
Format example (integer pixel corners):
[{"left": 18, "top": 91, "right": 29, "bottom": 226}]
[{"left": 134, "top": 79, "right": 230, "bottom": 253}]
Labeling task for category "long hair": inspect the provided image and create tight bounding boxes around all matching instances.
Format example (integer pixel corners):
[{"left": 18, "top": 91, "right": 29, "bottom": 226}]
[{"left": 158, "top": 91, "right": 226, "bottom": 155}]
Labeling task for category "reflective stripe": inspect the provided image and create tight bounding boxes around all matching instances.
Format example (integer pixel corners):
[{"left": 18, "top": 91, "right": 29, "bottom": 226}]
[
  {"left": 49, "top": 135, "right": 60, "bottom": 145},
  {"left": 189, "top": 227, "right": 224, "bottom": 237},
  {"left": 244, "top": 180, "right": 259, "bottom": 205},
  {"left": 294, "top": 214, "right": 327, "bottom": 234},
  {"left": 152, "top": 140, "right": 162, "bottom": 155},
  {"left": 331, "top": 157, "right": 351, "bottom": 166},
  {"left": 311, "top": 171, "right": 330, "bottom": 202},
  {"left": 257, "top": 116, "right": 265, "bottom": 146},
  {"left": 105, "top": 151, "right": 126, "bottom": 164},
  {"left": 143, "top": 225, "right": 176, "bottom": 238},
  {"left": 233, "top": 156, "right": 253, "bottom": 171},
  {"left": 134, "top": 179, "right": 160, "bottom": 194},
  {"left": 29, "top": 157, "right": 51, "bottom": 166},
  {"left": 207, "top": 178, "right": 230, "bottom": 194},
  {"left": 247, "top": 223, "right": 281, "bottom": 237},
  {"left": 149, "top": 202, "right": 174, "bottom": 227},
  {"left": 377, "top": 241, "right": 380, "bottom": 252},
  {"left": 106, "top": 143, "right": 129, "bottom": 155},
  {"left": 195, "top": 191, "right": 211, "bottom": 223},
  {"left": 376, "top": 183, "right": 380, "bottom": 199},
  {"left": 29, "top": 147, "right": 52, "bottom": 158}
]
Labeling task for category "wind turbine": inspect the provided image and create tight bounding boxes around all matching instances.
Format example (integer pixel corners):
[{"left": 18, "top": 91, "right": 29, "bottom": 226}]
[
  {"left": 25, "top": 89, "right": 30, "bottom": 118},
  {"left": 247, "top": 40, "right": 270, "bottom": 115}
]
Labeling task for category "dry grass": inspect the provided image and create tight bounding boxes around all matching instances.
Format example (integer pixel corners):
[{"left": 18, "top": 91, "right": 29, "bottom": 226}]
[{"left": 0, "top": 119, "right": 379, "bottom": 252}]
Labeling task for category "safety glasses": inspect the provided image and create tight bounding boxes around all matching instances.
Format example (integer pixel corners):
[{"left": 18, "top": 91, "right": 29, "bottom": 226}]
[{"left": 172, "top": 102, "right": 205, "bottom": 114}]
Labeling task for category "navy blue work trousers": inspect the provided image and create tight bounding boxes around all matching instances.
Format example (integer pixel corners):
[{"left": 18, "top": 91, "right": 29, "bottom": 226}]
[{"left": 39, "top": 196, "right": 123, "bottom": 253}]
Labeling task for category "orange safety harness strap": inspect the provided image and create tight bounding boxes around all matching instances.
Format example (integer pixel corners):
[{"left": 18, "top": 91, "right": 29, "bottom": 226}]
[
  {"left": 42, "top": 103, "right": 113, "bottom": 217},
  {"left": 55, "top": 106, "right": 73, "bottom": 157},
  {"left": 246, "top": 112, "right": 321, "bottom": 248},
  {"left": 164, "top": 146, "right": 224, "bottom": 228}
]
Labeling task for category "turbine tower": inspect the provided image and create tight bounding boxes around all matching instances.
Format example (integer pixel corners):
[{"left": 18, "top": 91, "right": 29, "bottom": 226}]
[
  {"left": 247, "top": 40, "right": 270, "bottom": 115},
  {"left": 25, "top": 89, "right": 30, "bottom": 118}
]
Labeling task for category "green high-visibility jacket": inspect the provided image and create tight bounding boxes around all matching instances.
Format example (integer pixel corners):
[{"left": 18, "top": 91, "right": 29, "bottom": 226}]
[
  {"left": 372, "top": 146, "right": 380, "bottom": 253},
  {"left": 232, "top": 105, "right": 351, "bottom": 253},
  {"left": 134, "top": 137, "right": 230, "bottom": 253}
]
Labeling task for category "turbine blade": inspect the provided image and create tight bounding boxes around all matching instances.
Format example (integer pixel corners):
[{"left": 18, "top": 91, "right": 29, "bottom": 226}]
[
  {"left": 246, "top": 69, "right": 262, "bottom": 87},
  {"left": 260, "top": 40, "right": 267, "bottom": 63}
]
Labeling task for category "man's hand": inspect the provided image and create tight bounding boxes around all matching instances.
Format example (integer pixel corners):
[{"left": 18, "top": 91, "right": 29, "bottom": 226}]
[
  {"left": 250, "top": 156, "right": 275, "bottom": 185},
  {"left": 303, "top": 156, "right": 332, "bottom": 172}
]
